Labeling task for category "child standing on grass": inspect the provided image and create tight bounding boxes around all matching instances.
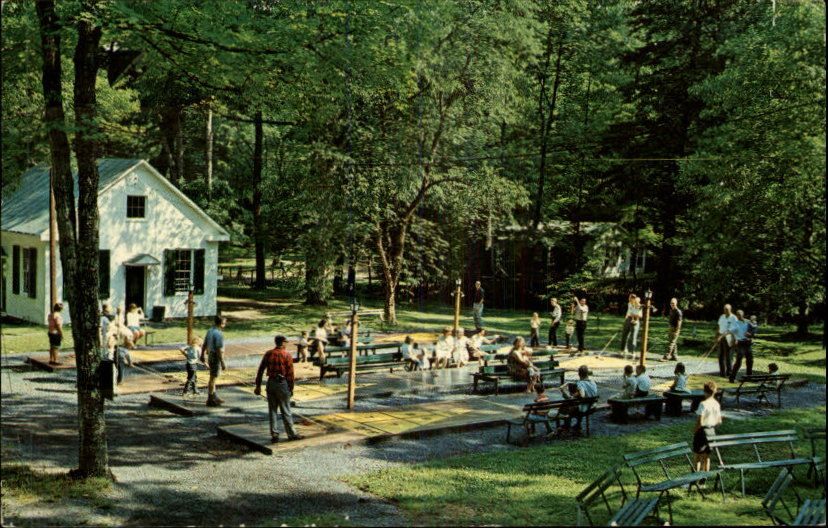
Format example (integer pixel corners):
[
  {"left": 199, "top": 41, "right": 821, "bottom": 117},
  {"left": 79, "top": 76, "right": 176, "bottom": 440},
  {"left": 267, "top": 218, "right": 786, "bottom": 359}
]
[
  {"left": 180, "top": 336, "right": 202, "bottom": 395},
  {"left": 670, "top": 362, "right": 689, "bottom": 393},
  {"left": 564, "top": 319, "right": 575, "bottom": 350},
  {"left": 297, "top": 331, "right": 310, "bottom": 363},
  {"left": 530, "top": 313, "right": 541, "bottom": 347},
  {"left": 693, "top": 381, "right": 722, "bottom": 474}
]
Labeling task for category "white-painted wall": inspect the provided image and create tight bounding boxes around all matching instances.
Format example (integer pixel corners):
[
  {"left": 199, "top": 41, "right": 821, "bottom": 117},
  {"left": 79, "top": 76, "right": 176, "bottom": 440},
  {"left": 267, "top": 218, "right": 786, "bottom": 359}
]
[
  {"left": 0, "top": 232, "right": 49, "bottom": 323},
  {"left": 2, "top": 163, "right": 224, "bottom": 324}
]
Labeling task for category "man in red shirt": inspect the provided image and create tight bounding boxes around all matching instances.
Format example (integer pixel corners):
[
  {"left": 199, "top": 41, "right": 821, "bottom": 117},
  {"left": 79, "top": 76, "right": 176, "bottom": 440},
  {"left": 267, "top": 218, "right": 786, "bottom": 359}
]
[{"left": 254, "top": 335, "right": 303, "bottom": 442}]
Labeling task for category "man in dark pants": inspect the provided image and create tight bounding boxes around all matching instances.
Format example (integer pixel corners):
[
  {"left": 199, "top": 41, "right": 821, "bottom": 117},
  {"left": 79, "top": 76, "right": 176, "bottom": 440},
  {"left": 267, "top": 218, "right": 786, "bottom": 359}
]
[
  {"left": 472, "top": 281, "right": 485, "bottom": 330},
  {"left": 548, "top": 298, "right": 562, "bottom": 346},
  {"left": 715, "top": 304, "right": 738, "bottom": 378},
  {"left": 255, "top": 335, "right": 303, "bottom": 442},
  {"left": 573, "top": 295, "right": 589, "bottom": 353},
  {"left": 729, "top": 310, "right": 752, "bottom": 383}
]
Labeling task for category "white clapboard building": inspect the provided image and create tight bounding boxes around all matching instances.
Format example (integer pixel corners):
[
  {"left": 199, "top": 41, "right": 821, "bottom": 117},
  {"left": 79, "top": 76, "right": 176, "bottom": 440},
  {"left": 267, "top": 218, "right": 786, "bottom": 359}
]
[{"left": 1, "top": 159, "right": 229, "bottom": 324}]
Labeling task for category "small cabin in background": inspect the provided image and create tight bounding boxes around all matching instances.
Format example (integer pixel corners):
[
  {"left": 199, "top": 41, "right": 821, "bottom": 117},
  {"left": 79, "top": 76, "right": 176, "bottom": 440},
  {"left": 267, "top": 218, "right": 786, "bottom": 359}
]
[{"left": 1, "top": 159, "right": 230, "bottom": 324}]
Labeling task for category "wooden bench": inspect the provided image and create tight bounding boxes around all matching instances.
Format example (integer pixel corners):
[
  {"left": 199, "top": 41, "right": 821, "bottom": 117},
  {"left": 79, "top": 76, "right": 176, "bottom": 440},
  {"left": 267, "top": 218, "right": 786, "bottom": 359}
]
[
  {"left": 314, "top": 343, "right": 401, "bottom": 375},
  {"left": 318, "top": 350, "right": 403, "bottom": 379},
  {"left": 505, "top": 397, "right": 598, "bottom": 444},
  {"left": 142, "top": 327, "right": 157, "bottom": 346},
  {"left": 708, "top": 430, "right": 814, "bottom": 497},
  {"left": 472, "top": 361, "right": 565, "bottom": 395},
  {"left": 624, "top": 442, "right": 720, "bottom": 525},
  {"left": 607, "top": 396, "right": 664, "bottom": 424},
  {"left": 763, "top": 468, "right": 826, "bottom": 526},
  {"left": 575, "top": 466, "right": 661, "bottom": 526},
  {"left": 722, "top": 374, "right": 790, "bottom": 408},
  {"left": 663, "top": 389, "right": 724, "bottom": 417}
]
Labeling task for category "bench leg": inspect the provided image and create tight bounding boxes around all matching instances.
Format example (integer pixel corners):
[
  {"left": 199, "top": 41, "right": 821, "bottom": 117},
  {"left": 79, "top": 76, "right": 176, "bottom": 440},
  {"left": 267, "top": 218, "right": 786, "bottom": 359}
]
[
  {"left": 494, "top": 380, "right": 499, "bottom": 396},
  {"left": 664, "top": 491, "right": 673, "bottom": 526},
  {"left": 715, "top": 472, "right": 727, "bottom": 501},
  {"left": 319, "top": 367, "right": 326, "bottom": 381},
  {"left": 473, "top": 376, "right": 479, "bottom": 393},
  {"left": 740, "top": 469, "right": 746, "bottom": 498},
  {"left": 506, "top": 423, "right": 512, "bottom": 443}
]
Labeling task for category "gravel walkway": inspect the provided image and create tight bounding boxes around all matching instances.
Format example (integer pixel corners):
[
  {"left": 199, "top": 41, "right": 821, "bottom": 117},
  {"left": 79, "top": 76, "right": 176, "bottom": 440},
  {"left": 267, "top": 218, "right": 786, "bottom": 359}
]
[{"left": 1, "top": 352, "right": 824, "bottom": 526}]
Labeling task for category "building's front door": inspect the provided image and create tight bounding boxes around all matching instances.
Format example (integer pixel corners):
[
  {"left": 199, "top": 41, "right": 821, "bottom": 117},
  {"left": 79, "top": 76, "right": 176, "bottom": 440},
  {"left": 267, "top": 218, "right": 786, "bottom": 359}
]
[{"left": 125, "top": 266, "right": 145, "bottom": 310}]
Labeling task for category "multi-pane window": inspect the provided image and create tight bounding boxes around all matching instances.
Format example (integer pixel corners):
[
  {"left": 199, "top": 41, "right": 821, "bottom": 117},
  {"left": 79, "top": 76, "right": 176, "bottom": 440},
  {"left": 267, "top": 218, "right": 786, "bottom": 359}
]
[
  {"left": 164, "top": 249, "right": 205, "bottom": 295},
  {"left": 127, "top": 195, "right": 146, "bottom": 218},
  {"left": 22, "top": 247, "right": 36, "bottom": 298},
  {"left": 174, "top": 250, "right": 192, "bottom": 292}
]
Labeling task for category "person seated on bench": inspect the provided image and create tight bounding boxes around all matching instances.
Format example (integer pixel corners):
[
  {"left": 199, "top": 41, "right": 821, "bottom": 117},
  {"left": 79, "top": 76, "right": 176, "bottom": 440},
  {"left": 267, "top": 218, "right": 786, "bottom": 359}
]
[
  {"left": 507, "top": 337, "right": 541, "bottom": 393},
  {"left": 311, "top": 319, "right": 329, "bottom": 362},
  {"left": 766, "top": 362, "right": 784, "bottom": 389},
  {"left": 468, "top": 329, "right": 498, "bottom": 364},
  {"left": 434, "top": 327, "right": 454, "bottom": 369},
  {"left": 620, "top": 364, "right": 637, "bottom": 399},
  {"left": 559, "top": 365, "right": 599, "bottom": 430},
  {"left": 126, "top": 303, "right": 146, "bottom": 343},
  {"left": 402, "top": 336, "right": 426, "bottom": 370},
  {"left": 296, "top": 331, "right": 310, "bottom": 363},
  {"left": 692, "top": 381, "right": 722, "bottom": 474},
  {"left": 634, "top": 364, "right": 651, "bottom": 397},
  {"left": 453, "top": 328, "right": 470, "bottom": 367},
  {"left": 670, "top": 362, "right": 690, "bottom": 393}
]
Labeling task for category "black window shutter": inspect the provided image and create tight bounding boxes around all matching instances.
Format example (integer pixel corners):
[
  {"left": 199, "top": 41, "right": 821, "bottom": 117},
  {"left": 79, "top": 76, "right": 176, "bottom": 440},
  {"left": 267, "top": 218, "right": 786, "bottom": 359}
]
[
  {"left": 99, "top": 250, "right": 110, "bottom": 298},
  {"left": 194, "top": 249, "right": 205, "bottom": 294},
  {"left": 27, "top": 248, "right": 36, "bottom": 299},
  {"left": 12, "top": 246, "right": 20, "bottom": 294},
  {"left": 163, "top": 249, "right": 176, "bottom": 296}
]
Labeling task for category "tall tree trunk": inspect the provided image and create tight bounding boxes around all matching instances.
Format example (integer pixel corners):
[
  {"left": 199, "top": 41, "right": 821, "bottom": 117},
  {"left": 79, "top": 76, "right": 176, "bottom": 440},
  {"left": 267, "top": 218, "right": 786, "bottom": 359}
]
[
  {"left": 37, "top": 0, "right": 109, "bottom": 479},
  {"left": 376, "top": 224, "right": 407, "bottom": 324},
  {"left": 533, "top": 36, "right": 564, "bottom": 229},
  {"left": 205, "top": 106, "right": 213, "bottom": 201},
  {"left": 252, "top": 110, "right": 266, "bottom": 290},
  {"left": 72, "top": 3, "right": 108, "bottom": 480},
  {"left": 303, "top": 243, "right": 329, "bottom": 306}
]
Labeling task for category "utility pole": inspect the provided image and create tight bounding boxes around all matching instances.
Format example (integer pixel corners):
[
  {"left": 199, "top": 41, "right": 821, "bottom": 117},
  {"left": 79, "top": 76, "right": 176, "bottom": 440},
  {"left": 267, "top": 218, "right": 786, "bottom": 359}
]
[
  {"left": 640, "top": 289, "right": 653, "bottom": 367},
  {"left": 451, "top": 278, "right": 463, "bottom": 335},
  {"left": 49, "top": 169, "right": 58, "bottom": 309},
  {"left": 186, "top": 287, "right": 195, "bottom": 346},
  {"left": 346, "top": 298, "right": 359, "bottom": 410}
]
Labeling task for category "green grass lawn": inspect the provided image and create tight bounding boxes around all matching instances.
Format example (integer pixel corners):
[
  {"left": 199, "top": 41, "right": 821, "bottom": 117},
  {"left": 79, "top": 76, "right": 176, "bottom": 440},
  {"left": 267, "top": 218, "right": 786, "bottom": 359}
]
[
  {"left": 344, "top": 406, "right": 826, "bottom": 526},
  {"left": 2, "top": 286, "right": 824, "bottom": 384}
]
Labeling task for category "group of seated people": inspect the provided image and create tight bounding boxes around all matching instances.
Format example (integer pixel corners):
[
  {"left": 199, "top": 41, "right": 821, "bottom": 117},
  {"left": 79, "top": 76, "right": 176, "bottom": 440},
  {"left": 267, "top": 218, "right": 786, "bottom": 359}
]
[
  {"left": 400, "top": 327, "right": 502, "bottom": 371},
  {"left": 297, "top": 313, "right": 354, "bottom": 363},
  {"left": 619, "top": 362, "right": 687, "bottom": 399},
  {"left": 530, "top": 364, "right": 599, "bottom": 432}
]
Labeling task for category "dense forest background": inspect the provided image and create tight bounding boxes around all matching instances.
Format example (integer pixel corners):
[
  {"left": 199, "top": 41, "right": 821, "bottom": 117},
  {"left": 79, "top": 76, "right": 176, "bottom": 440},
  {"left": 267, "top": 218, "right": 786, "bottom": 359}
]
[{"left": 3, "top": 0, "right": 825, "bottom": 328}]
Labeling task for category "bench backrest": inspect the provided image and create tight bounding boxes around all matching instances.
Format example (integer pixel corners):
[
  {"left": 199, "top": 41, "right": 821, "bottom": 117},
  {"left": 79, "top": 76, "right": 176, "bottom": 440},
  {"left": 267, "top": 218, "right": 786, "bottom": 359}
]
[
  {"left": 762, "top": 468, "right": 802, "bottom": 525},
  {"left": 624, "top": 442, "right": 694, "bottom": 486},
  {"left": 325, "top": 351, "right": 401, "bottom": 367},
  {"left": 481, "top": 364, "right": 510, "bottom": 375},
  {"left": 575, "top": 466, "right": 627, "bottom": 526},
  {"left": 708, "top": 430, "right": 799, "bottom": 466},
  {"left": 521, "top": 397, "right": 595, "bottom": 415},
  {"left": 623, "top": 442, "right": 692, "bottom": 467}
]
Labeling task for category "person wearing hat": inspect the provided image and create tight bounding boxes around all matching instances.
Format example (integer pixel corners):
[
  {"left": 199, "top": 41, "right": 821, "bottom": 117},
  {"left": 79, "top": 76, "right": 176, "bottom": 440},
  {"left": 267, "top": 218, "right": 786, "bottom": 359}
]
[
  {"left": 255, "top": 335, "right": 303, "bottom": 442},
  {"left": 560, "top": 365, "right": 599, "bottom": 431}
]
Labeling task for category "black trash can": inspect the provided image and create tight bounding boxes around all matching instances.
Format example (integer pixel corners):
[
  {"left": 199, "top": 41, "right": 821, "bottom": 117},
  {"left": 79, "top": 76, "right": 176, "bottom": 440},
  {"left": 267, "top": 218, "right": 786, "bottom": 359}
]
[{"left": 151, "top": 305, "right": 166, "bottom": 322}]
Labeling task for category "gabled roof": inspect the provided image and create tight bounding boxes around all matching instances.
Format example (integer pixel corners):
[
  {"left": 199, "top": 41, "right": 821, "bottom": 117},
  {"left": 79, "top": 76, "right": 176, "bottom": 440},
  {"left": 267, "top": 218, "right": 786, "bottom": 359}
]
[{"left": 2, "top": 158, "right": 229, "bottom": 241}]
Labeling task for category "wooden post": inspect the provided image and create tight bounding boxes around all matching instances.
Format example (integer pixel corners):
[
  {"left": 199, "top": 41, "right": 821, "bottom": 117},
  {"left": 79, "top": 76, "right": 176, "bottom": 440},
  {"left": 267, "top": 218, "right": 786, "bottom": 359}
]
[
  {"left": 452, "top": 279, "right": 462, "bottom": 335},
  {"left": 641, "top": 290, "right": 652, "bottom": 367},
  {"left": 347, "top": 308, "right": 359, "bottom": 410},
  {"left": 49, "top": 170, "right": 58, "bottom": 309},
  {"left": 186, "top": 288, "right": 194, "bottom": 346}
]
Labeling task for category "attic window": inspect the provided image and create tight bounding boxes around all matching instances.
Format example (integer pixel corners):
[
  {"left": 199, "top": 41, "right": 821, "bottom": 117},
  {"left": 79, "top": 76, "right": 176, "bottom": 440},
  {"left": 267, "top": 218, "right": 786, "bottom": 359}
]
[{"left": 127, "top": 195, "right": 146, "bottom": 218}]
